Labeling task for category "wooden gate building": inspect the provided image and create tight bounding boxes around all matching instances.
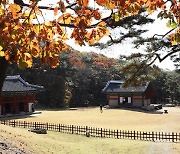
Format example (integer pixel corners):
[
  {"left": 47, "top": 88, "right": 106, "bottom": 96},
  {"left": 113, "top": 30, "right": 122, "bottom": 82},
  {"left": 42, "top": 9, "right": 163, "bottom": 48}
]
[
  {"left": 102, "top": 80, "right": 154, "bottom": 107},
  {"left": 0, "top": 75, "right": 43, "bottom": 116}
]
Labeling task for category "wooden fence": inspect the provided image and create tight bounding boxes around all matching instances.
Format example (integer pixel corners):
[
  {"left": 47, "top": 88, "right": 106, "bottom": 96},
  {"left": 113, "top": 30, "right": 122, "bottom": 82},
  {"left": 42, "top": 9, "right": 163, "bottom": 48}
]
[{"left": 0, "top": 120, "right": 180, "bottom": 143}]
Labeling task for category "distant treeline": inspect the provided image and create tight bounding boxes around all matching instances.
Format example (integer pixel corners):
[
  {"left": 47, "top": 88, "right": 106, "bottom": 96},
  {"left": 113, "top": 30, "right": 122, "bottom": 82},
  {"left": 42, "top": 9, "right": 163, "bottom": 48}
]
[
  {"left": 6, "top": 47, "right": 180, "bottom": 108},
  {"left": 6, "top": 48, "right": 124, "bottom": 108}
]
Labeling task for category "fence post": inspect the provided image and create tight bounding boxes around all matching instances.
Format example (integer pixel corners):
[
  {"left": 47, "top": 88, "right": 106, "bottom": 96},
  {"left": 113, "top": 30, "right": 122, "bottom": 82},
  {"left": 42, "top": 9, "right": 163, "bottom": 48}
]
[
  {"left": 13, "top": 120, "right": 15, "bottom": 127},
  {"left": 58, "top": 124, "right": 61, "bottom": 132},
  {"left": 152, "top": 132, "right": 154, "bottom": 141},
  {"left": 117, "top": 130, "right": 118, "bottom": 139},
  {"left": 24, "top": 121, "right": 26, "bottom": 128},
  {"left": 101, "top": 128, "right": 103, "bottom": 138},
  {"left": 47, "top": 123, "right": 49, "bottom": 130},
  {"left": 35, "top": 122, "right": 36, "bottom": 129},
  {"left": 172, "top": 132, "right": 174, "bottom": 142},
  {"left": 134, "top": 131, "right": 136, "bottom": 140},
  {"left": 72, "top": 125, "right": 74, "bottom": 134}
]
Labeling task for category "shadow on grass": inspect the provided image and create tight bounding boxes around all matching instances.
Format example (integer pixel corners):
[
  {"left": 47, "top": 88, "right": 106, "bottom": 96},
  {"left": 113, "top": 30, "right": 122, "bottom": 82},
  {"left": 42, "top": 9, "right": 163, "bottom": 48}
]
[
  {"left": 36, "top": 106, "right": 98, "bottom": 112},
  {"left": 0, "top": 111, "right": 42, "bottom": 120},
  {"left": 106, "top": 107, "right": 164, "bottom": 114}
]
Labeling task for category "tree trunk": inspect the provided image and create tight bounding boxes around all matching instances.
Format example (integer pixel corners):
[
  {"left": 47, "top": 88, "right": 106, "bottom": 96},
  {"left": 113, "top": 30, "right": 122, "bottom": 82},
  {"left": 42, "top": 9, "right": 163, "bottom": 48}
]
[{"left": 0, "top": 57, "right": 9, "bottom": 94}]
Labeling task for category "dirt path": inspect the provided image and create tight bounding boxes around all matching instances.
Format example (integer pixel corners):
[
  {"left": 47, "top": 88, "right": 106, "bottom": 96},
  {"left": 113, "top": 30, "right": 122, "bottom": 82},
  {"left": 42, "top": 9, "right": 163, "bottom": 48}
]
[{"left": 146, "top": 108, "right": 180, "bottom": 154}]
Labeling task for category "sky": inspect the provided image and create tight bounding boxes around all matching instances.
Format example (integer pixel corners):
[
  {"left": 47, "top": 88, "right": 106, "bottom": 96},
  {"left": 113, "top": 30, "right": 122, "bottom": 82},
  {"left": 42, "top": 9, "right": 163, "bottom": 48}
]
[
  {"left": 28, "top": 0, "right": 176, "bottom": 71},
  {"left": 65, "top": 15, "right": 176, "bottom": 71}
]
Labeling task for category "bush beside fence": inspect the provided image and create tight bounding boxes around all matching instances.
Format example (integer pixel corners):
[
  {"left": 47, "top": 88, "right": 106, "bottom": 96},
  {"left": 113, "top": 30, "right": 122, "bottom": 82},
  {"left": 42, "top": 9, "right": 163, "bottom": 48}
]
[{"left": 0, "top": 120, "right": 180, "bottom": 142}]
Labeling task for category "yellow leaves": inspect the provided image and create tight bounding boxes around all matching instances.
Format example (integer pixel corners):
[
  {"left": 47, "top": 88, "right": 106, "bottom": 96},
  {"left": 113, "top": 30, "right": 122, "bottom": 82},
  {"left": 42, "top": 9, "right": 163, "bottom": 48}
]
[
  {"left": 0, "top": 46, "right": 5, "bottom": 57},
  {"left": 97, "top": 21, "right": 110, "bottom": 36},
  {"left": 106, "top": 1, "right": 115, "bottom": 9},
  {"left": 0, "top": 5, "right": 4, "bottom": 16},
  {"left": 18, "top": 53, "right": 32, "bottom": 69},
  {"left": 58, "top": 13, "right": 74, "bottom": 24},
  {"left": 30, "top": 40, "right": 40, "bottom": 58},
  {"left": 0, "top": 51, "right": 5, "bottom": 57},
  {"left": 170, "top": 31, "right": 180, "bottom": 45}
]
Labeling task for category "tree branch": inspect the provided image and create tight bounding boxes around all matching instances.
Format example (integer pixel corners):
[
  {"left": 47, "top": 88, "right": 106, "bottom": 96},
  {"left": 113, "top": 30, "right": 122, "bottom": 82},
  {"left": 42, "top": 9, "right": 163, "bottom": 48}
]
[
  {"left": 155, "top": 48, "right": 179, "bottom": 62},
  {"left": 14, "top": 0, "right": 76, "bottom": 11},
  {"left": 153, "top": 28, "right": 175, "bottom": 38}
]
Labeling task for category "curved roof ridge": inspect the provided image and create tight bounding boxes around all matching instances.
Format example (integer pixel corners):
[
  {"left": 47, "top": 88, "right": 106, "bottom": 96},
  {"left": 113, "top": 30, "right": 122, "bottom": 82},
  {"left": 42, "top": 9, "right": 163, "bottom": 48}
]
[{"left": 2, "top": 75, "right": 44, "bottom": 93}]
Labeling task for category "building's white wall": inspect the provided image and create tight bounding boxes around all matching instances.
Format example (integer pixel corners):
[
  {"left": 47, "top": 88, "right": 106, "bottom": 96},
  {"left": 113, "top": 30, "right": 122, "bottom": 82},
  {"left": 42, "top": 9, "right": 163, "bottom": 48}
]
[
  {"left": 119, "top": 97, "right": 123, "bottom": 103},
  {"left": 133, "top": 99, "right": 142, "bottom": 107},
  {"left": 109, "top": 99, "right": 118, "bottom": 106},
  {"left": 144, "top": 99, "right": 150, "bottom": 106},
  {"left": 128, "top": 97, "right": 131, "bottom": 103},
  {"left": 28, "top": 103, "right": 33, "bottom": 112}
]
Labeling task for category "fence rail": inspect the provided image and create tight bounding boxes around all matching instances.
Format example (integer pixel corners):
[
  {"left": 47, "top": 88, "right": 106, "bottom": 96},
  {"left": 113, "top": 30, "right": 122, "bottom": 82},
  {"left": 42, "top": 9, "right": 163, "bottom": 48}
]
[{"left": 1, "top": 120, "right": 180, "bottom": 142}]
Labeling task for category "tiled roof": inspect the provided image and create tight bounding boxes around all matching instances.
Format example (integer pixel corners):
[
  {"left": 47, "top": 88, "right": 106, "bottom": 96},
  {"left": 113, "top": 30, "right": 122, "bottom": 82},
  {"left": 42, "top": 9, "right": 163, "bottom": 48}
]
[
  {"left": 102, "top": 80, "right": 150, "bottom": 93},
  {"left": 2, "top": 75, "right": 44, "bottom": 94}
]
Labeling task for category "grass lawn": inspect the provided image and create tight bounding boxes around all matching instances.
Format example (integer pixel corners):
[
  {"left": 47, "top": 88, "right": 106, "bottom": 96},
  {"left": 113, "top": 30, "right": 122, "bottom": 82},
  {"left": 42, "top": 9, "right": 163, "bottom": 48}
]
[{"left": 1, "top": 107, "right": 180, "bottom": 153}]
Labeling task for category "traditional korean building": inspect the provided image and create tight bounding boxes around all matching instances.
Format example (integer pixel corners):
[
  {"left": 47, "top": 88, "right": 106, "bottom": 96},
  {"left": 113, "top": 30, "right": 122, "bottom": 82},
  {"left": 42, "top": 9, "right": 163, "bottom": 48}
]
[
  {"left": 102, "top": 80, "right": 154, "bottom": 107},
  {"left": 0, "top": 75, "right": 43, "bottom": 116}
]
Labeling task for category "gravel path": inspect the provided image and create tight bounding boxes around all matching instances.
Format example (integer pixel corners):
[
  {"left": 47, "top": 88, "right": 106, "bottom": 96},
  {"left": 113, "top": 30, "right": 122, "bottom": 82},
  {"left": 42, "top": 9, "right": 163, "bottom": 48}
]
[{"left": 0, "top": 137, "right": 32, "bottom": 154}]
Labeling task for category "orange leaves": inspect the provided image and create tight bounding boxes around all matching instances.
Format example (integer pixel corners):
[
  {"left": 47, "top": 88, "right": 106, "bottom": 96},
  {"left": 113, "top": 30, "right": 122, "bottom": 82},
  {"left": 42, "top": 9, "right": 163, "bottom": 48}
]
[
  {"left": 96, "top": 0, "right": 108, "bottom": 6},
  {"left": 145, "top": 0, "right": 165, "bottom": 13},
  {"left": 93, "top": 9, "right": 101, "bottom": 20},
  {"left": 54, "top": 1, "right": 66, "bottom": 15},
  {"left": 93, "top": 54, "right": 115, "bottom": 68},
  {"left": 0, "top": 0, "right": 179, "bottom": 70},
  {"left": 9, "top": 4, "right": 21, "bottom": 13},
  {"left": 85, "top": 22, "right": 109, "bottom": 45},
  {"left": 9, "top": 4, "right": 21, "bottom": 19},
  {"left": 77, "top": 0, "right": 89, "bottom": 7},
  {"left": 54, "top": 6, "right": 59, "bottom": 16}
]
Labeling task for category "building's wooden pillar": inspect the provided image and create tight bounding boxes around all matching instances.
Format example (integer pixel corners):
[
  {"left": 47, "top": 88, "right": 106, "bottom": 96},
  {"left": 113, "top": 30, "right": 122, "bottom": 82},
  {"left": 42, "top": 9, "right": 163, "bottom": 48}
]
[
  {"left": 107, "top": 95, "right": 110, "bottom": 104},
  {"left": 0, "top": 95, "right": 2, "bottom": 115},
  {"left": 131, "top": 93, "right": 133, "bottom": 106},
  {"left": 142, "top": 94, "right": 144, "bottom": 106},
  {"left": 13, "top": 95, "right": 19, "bottom": 114},
  {"left": 0, "top": 95, "right": 2, "bottom": 105},
  {"left": 118, "top": 94, "right": 120, "bottom": 105}
]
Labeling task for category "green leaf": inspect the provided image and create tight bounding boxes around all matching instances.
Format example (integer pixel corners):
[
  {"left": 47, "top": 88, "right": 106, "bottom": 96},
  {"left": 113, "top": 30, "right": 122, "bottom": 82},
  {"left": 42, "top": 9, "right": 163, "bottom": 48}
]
[
  {"left": 166, "top": 20, "right": 178, "bottom": 29},
  {"left": 113, "top": 13, "right": 120, "bottom": 22},
  {"left": 18, "top": 59, "right": 28, "bottom": 69},
  {"left": 171, "top": 21, "right": 178, "bottom": 29}
]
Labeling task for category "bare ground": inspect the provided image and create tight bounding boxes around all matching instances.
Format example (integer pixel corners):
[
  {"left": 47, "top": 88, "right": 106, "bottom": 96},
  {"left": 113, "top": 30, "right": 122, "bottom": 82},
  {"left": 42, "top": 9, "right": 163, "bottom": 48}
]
[{"left": 0, "top": 107, "right": 180, "bottom": 154}]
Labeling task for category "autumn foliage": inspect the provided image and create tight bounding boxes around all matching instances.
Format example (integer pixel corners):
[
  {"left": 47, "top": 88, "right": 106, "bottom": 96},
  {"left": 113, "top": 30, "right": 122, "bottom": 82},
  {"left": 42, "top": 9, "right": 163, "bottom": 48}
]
[{"left": 0, "top": 0, "right": 179, "bottom": 69}]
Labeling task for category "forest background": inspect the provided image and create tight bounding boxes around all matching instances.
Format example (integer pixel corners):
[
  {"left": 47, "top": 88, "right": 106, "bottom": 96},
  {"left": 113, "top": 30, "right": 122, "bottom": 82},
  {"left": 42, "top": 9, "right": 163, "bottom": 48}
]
[{"left": 6, "top": 47, "right": 180, "bottom": 108}]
